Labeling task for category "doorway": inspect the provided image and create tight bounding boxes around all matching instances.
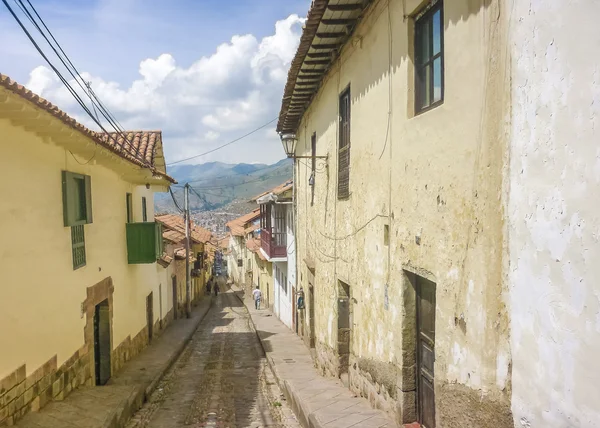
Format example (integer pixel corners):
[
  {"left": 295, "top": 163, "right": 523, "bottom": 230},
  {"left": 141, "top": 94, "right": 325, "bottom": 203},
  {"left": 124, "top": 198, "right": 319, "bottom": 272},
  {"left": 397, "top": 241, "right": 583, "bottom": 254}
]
[
  {"left": 146, "top": 292, "right": 154, "bottom": 344},
  {"left": 416, "top": 276, "right": 436, "bottom": 428},
  {"left": 337, "top": 280, "right": 351, "bottom": 377},
  {"left": 172, "top": 276, "right": 178, "bottom": 320},
  {"left": 94, "top": 300, "right": 111, "bottom": 385}
]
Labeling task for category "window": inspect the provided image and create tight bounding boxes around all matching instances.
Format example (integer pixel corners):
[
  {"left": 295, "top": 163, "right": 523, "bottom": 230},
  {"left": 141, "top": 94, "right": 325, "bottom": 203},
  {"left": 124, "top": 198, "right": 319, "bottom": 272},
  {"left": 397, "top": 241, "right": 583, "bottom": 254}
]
[
  {"left": 62, "top": 171, "right": 92, "bottom": 226},
  {"left": 126, "top": 193, "right": 133, "bottom": 223},
  {"left": 238, "top": 258, "right": 243, "bottom": 267},
  {"left": 338, "top": 87, "right": 351, "bottom": 199},
  {"left": 415, "top": 0, "right": 444, "bottom": 113},
  {"left": 142, "top": 197, "right": 148, "bottom": 222},
  {"left": 71, "top": 224, "right": 86, "bottom": 269}
]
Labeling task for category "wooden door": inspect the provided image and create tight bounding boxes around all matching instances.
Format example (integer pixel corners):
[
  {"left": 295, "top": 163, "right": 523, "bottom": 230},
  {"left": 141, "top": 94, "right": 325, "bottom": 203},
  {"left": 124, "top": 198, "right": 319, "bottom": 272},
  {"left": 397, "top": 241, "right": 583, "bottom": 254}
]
[
  {"left": 172, "top": 276, "right": 178, "bottom": 320},
  {"left": 94, "top": 300, "right": 111, "bottom": 385},
  {"left": 146, "top": 292, "right": 154, "bottom": 344},
  {"left": 417, "top": 277, "right": 436, "bottom": 428}
]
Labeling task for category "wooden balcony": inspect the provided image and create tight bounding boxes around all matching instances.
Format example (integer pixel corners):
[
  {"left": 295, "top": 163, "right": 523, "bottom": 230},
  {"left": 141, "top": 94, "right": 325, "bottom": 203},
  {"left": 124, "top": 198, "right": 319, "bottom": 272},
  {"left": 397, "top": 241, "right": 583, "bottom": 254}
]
[{"left": 261, "top": 228, "right": 287, "bottom": 259}]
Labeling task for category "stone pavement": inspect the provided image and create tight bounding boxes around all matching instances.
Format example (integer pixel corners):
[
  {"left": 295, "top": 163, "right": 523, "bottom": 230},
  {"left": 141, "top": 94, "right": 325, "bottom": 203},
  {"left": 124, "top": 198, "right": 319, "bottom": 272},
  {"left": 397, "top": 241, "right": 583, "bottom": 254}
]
[
  {"left": 126, "top": 290, "right": 299, "bottom": 428},
  {"left": 14, "top": 297, "right": 213, "bottom": 428},
  {"left": 232, "top": 285, "right": 398, "bottom": 428}
]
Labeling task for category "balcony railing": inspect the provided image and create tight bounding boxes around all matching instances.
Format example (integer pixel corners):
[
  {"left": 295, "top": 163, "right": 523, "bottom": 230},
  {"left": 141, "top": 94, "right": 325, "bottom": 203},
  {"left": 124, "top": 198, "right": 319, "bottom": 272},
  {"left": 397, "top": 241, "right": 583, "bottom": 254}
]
[{"left": 261, "top": 228, "right": 287, "bottom": 259}]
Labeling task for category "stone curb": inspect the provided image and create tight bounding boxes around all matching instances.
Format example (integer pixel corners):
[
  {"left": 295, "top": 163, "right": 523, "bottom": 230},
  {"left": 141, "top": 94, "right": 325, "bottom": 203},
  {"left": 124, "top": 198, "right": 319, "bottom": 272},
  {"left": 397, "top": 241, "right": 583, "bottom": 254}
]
[
  {"left": 107, "top": 296, "right": 214, "bottom": 428},
  {"left": 232, "top": 287, "right": 323, "bottom": 428}
]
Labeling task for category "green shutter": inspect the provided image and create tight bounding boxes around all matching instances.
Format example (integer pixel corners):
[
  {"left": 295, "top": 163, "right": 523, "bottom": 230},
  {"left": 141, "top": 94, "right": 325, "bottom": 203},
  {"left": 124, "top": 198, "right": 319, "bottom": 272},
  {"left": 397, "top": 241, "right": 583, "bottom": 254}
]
[
  {"left": 71, "top": 225, "right": 86, "bottom": 269},
  {"left": 126, "top": 222, "right": 162, "bottom": 264},
  {"left": 84, "top": 175, "right": 93, "bottom": 224},
  {"left": 62, "top": 171, "right": 93, "bottom": 226}
]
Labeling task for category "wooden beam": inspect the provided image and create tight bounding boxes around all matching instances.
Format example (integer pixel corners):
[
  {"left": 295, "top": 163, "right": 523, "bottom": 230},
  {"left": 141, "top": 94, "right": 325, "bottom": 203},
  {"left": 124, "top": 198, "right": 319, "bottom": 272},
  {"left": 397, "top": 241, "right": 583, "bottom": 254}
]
[
  {"left": 295, "top": 81, "right": 318, "bottom": 86},
  {"left": 321, "top": 19, "right": 355, "bottom": 25},
  {"left": 306, "top": 52, "right": 332, "bottom": 59},
  {"left": 299, "top": 71, "right": 323, "bottom": 76},
  {"left": 311, "top": 43, "right": 339, "bottom": 50},
  {"left": 316, "top": 32, "right": 347, "bottom": 39},
  {"left": 304, "top": 59, "right": 330, "bottom": 66},
  {"left": 327, "top": 3, "right": 363, "bottom": 11}
]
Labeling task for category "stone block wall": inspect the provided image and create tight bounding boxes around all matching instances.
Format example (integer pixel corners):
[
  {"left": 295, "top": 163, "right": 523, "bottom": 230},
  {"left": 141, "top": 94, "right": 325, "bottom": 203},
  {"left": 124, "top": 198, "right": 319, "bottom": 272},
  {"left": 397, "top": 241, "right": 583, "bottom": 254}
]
[{"left": 0, "top": 346, "right": 90, "bottom": 426}]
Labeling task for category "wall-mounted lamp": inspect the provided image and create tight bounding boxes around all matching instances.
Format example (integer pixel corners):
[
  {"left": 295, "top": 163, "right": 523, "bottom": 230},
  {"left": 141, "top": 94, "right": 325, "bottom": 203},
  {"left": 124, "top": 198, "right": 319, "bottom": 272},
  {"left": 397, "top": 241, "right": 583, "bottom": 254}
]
[
  {"left": 308, "top": 173, "right": 315, "bottom": 186},
  {"left": 279, "top": 133, "right": 328, "bottom": 160}
]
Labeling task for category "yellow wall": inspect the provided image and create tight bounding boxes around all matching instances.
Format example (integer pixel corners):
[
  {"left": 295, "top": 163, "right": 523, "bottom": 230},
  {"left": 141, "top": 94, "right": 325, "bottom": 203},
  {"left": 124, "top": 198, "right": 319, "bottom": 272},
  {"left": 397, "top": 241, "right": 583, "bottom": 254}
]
[
  {"left": 0, "top": 118, "right": 169, "bottom": 380},
  {"left": 293, "top": 0, "right": 510, "bottom": 424}
]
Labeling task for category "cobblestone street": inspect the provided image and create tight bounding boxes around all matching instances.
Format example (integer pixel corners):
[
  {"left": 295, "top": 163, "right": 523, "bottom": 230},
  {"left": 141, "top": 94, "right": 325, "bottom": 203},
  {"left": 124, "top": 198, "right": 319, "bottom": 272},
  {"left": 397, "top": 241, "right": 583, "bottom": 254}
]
[{"left": 126, "top": 285, "right": 298, "bottom": 428}]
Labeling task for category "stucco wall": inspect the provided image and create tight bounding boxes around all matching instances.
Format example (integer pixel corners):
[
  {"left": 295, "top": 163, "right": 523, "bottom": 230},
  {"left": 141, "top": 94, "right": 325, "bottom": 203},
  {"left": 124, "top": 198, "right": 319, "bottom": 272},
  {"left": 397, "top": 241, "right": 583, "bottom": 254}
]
[
  {"left": 509, "top": 1, "right": 600, "bottom": 426},
  {"left": 0, "top": 119, "right": 167, "bottom": 380},
  {"left": 293, "top": 0, "right": 511, "bottom": 425}
]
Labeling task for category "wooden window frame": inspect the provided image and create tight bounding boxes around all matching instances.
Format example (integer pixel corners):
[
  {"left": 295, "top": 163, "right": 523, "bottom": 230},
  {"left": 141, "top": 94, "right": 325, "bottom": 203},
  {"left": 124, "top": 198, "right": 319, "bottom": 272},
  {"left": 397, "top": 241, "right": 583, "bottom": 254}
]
[
  {"left": 126, "top": 193, "right": 133, "bottom": 223},
  {"left": 142, "top": 197, "right": 148, "bottom": 222},
  {"left": 414, "top": 0, "right": 444, "bottom": 114},
  {"left": 62, "top": 171, "right": 93, "bottom": 227},
  {"left": 337, "top": 86, "right": 351, "bottom": 199}
]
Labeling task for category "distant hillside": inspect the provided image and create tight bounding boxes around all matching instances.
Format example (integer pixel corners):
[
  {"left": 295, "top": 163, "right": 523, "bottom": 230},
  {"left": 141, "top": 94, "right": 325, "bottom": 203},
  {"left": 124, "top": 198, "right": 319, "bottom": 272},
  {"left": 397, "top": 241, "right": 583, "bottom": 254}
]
[{"left": 155, "top": 158, "right": 292, "bottom": 214}]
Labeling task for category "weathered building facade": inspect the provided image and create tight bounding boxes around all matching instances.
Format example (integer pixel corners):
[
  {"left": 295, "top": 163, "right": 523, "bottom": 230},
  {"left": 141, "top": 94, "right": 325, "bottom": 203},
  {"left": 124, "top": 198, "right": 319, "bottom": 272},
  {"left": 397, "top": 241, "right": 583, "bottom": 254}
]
[
  {"left": 277, "top": 0, "right": 600, "bottom": 426},
  {"left": 0, "top": 75, "right": 175, "bottom": 425}
]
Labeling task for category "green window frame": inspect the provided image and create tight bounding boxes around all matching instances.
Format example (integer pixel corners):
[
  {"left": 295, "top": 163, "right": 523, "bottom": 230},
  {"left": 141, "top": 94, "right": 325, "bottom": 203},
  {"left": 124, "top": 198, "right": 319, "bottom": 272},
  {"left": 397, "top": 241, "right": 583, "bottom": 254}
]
[
  {"left": 414, "top": 0, "right": 444, "bottom": 113},
  {"left": 71, "top": 224, "right": 86, "bottom": 269},
  {"left": 142, "top": 197, "right": 148, "bottom": 222},
  {"left": 62, "top": 171, "right": 93, "bottom": 226},
  {"left": 126, "top": 193, "right": 133, "bottom": 223}
]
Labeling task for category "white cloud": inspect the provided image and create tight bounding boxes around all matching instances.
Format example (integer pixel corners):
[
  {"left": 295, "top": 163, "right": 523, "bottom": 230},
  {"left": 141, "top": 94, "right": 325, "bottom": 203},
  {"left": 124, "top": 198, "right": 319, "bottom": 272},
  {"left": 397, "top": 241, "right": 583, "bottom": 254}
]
[{"left": 24, "top": 14, "right": 304, "bottom": 165}]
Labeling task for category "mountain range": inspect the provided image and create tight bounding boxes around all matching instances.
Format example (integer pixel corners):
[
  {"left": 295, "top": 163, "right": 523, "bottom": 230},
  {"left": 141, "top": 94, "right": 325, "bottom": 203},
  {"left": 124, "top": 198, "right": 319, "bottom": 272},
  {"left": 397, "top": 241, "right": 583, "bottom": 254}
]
[{"left": 155, "top": 158, "right": 293, "bottom": 213}]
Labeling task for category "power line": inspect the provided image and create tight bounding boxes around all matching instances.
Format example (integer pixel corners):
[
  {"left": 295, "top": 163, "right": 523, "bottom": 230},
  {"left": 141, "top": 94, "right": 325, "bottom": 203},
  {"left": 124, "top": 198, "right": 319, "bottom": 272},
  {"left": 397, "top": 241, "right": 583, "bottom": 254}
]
[
  {"left": 168, "top": 187, "right": 184, "bottom": 213},
  {"left": 166, "top": 117, "right": 278, "bottom": 166},
  {"left": 17, "top": 0, "right": 139, "bottom": 158},
  {"left": 4, "top": 0, "right": 144, "bottom": 162}
]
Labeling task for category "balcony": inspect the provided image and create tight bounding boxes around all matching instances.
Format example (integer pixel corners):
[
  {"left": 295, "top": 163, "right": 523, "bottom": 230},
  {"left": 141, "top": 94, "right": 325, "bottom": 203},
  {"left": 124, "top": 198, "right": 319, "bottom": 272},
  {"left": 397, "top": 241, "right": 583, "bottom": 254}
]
[{"left": 261, "top": 228, "right": 287, "bottom": 260}]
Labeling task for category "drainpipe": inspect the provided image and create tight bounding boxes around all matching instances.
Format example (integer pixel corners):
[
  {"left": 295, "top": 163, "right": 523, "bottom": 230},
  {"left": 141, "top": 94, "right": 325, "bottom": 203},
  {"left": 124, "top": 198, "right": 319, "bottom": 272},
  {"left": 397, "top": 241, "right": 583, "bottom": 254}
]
[{"left": 184, "top": 183, "right": 191, "bottom": 318}]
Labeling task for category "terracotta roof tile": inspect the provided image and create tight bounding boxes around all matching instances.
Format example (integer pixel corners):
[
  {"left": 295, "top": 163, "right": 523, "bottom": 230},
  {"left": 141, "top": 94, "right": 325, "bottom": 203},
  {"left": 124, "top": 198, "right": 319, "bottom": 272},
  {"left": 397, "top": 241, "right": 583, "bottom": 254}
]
[
  {"left": 0, "top": 74, "right": 174, "bottom": 182},
  {"left": 163, "top": 229, "right": 185, "bottom": 244},
  {"left": 252, "top": 180, "right": 293, "bottom": 201},
  {"left": 100, "top": 131, "right": 164, "bottom": 171},
  {"left": 156, "top": 214, "right": 212, "bottom": 244},
  {"left": 158, "top": 254, "right": 173, "bottom": 268},
  {"left": 226, "top": 208, "right": 260, "bottom": 237}
]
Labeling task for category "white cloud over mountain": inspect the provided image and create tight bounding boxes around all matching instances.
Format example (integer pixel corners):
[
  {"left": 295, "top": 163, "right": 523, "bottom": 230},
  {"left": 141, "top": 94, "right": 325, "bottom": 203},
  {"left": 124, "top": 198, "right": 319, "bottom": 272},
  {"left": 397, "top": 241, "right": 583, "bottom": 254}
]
[{"left": 25, "top": 14, "right": 304, "bottom": 165}]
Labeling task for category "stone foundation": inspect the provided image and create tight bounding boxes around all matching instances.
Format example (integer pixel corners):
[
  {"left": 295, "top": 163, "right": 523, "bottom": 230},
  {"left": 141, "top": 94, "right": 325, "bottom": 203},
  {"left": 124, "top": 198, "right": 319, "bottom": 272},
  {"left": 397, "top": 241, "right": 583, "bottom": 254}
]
[
  {"left": 438, "top": 382, "right": 512, "bottom": 428},
  {"left": 349, "top": 357, "right": 398, "bottom": 415},
  {"left": 111, "top": 325, "right": 149, "bottom": 375},
  {"left": 0, "top": 346, "right": 91, "bottom": 426},
  {"left": 313, "top": 341, "right": 339, "bottom": 379}
]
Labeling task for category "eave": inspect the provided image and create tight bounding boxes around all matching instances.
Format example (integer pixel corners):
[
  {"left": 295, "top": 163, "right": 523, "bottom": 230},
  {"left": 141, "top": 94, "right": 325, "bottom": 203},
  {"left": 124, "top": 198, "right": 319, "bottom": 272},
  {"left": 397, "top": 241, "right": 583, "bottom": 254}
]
[{"left": 276, "top": 0, "right": 372, "bottom": 134}]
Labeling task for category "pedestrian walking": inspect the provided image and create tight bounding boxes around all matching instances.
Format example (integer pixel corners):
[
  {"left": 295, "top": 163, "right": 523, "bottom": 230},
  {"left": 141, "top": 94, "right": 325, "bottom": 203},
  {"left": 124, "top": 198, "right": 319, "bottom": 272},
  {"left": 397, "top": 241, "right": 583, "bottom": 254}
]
[
  {"left": 213, "top": 281, "right": 220, "bottom": 296},
  {"left": 205, "top": 279, "right": 211, "bottom": 296},
  {"left": 252, "top": 286, "right": 262, "bottom": 310}
]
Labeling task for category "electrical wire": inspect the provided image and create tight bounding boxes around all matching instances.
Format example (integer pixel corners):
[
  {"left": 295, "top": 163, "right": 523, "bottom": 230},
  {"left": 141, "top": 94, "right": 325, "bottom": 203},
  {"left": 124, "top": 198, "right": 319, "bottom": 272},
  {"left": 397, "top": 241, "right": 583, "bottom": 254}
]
[
  {"left": 166, "top": 117, "right": 278, "bottom": 166},
  {"left": 168, "top": 187, "right": 184, "bottom": 213},
  {"left": 4, "top": 0, "right": 144, "bottom": 161},
  {"left": 18, "top": 0, "right": 137, "bottom": 156},
  {"left": 68, "top": 149, "right": 96, "bottom": 165}
]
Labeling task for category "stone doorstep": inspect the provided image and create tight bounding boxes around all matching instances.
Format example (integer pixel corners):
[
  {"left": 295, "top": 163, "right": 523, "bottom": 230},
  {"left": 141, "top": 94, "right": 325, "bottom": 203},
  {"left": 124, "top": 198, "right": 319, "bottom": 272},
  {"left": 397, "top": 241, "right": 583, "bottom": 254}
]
[
  {"left": 231, "top": 286, "right": 397, "bottom": 428},
  {"left": 11, "top": 298, "right": 213, "bottom": 428}
]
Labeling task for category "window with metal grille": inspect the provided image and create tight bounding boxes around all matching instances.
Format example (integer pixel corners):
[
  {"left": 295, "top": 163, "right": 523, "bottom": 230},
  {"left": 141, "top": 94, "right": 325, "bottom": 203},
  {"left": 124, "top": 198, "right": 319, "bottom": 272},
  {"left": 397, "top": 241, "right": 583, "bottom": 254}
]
[
  {"left": 71, "top": 224, "right": 86, "bottom": 269},
  {"left": 415, "top": 0, "right": 444, "bottom": 113},
  {"left": 338, "top": 87, "right": 351, "bottom": 199},
  {"left": 142, "top": 197, "right": 148, "bottom": 222}
]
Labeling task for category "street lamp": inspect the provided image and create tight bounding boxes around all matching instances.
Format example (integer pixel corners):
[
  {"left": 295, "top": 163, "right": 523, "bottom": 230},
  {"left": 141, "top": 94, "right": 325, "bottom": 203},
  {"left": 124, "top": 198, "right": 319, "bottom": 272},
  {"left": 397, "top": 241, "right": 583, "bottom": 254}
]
[{"left": 279, "top": 133, "right": 328, "bottom": 160}]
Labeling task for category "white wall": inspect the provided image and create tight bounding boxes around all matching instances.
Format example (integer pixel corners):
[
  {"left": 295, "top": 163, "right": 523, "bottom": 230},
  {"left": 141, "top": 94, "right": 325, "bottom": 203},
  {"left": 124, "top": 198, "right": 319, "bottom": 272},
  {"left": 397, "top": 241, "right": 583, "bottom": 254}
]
[{"left": 509, "top": 1, "right": 600, "bottom": 426}]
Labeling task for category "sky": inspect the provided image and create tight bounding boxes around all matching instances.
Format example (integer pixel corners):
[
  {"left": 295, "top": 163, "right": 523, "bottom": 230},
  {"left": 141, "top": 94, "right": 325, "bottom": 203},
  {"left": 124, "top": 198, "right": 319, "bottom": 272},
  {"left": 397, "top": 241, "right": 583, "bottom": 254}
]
[{"left": 0, "top": 0, "right": 310, "bottom": 165}]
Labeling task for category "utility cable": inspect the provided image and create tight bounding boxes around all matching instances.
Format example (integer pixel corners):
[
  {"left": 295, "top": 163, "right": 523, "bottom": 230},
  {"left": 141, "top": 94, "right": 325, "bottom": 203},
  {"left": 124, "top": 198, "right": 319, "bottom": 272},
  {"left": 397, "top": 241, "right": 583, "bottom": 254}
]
[
  {"left": 168, "top": 187, "right": 184, "bottom": 213},
  {"left": 5, "top": 0, "right": 144, "bottom": 161},
  {"left": 166, "top": 117, "right": 278, "bottom": 166}
]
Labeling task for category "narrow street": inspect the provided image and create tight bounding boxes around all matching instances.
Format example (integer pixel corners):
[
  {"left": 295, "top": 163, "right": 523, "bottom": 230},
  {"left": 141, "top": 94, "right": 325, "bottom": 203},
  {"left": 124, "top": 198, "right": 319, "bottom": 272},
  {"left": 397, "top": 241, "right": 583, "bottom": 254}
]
[{"left": 126, "top": 280, "right": 298, "bottom": 428}]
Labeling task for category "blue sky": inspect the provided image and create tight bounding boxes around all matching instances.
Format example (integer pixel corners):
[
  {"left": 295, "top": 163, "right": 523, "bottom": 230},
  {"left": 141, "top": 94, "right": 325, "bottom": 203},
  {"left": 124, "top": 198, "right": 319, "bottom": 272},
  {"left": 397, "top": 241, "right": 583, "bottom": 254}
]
[{"left": 0, "top": 0, "right": 309, "bottom": 165}]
